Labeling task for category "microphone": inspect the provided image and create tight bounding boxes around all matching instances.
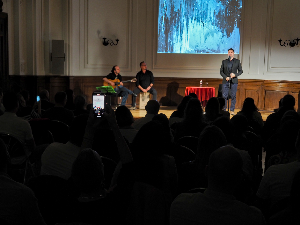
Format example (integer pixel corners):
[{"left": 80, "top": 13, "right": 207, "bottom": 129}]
[{"left": 228, "top": 56, "right": 231, "bottom": 61}]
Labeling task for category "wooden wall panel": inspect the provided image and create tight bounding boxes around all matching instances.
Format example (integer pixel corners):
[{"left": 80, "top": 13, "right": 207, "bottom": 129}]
[{"left": 9, "top": 75, "right": 300, "bottom": 112}]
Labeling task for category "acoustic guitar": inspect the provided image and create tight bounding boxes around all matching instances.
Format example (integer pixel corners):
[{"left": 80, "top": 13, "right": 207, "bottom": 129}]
[{"left": 103, "top": 78, "right": 137, "bottom": 89}]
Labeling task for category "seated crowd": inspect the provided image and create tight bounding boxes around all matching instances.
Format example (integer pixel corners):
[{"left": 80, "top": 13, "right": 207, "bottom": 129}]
[{"left": 0, "top": 88, "right": 300, "bottom": 225}]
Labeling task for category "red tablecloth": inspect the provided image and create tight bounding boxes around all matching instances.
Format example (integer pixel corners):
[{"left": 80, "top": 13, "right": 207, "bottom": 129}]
[{"left": 185, "top": 87, "right": 215, "bottom": 107}]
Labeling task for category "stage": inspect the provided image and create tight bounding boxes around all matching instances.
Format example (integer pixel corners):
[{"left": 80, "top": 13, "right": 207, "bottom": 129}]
[{"left": 129, "top": 106, "right": 273, "bottom": 121}]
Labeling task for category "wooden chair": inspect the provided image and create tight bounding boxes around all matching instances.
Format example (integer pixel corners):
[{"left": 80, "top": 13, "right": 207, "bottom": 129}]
[
  {"left": 173, "top": 145, "right": 196, "bottom": 165},
  {"left": 48, "top": 120, "right": 70, "bottom": 143},
  {"left": 100, "top": 156, "right": 117, "bottom": 189},
  {"left": 175, "top": 136, "right": 199, "bottom": 153},
  {"left": 0, "top": 133, "right": 35, "bottom": 184}
]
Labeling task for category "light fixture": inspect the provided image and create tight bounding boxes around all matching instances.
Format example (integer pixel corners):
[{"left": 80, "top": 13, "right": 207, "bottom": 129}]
[{"left": 102, "top": 38, "right": 119, "bottom": 46}]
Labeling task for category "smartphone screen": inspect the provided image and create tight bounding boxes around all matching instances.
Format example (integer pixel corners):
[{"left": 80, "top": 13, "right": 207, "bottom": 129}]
[
  {"left": 93, "top": 93, "right": 105, "bottom": 117},
  {"left": 37, "top": 96, "right": 40, "bottom": 102}
]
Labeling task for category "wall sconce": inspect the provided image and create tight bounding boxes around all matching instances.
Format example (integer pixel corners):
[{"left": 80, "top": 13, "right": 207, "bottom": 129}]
[
  {"left": 103, "top": 38, "right": 119, "bottom": 46},
  {"left": 278, "top": 38, "right": 300, "bottom": 47}
]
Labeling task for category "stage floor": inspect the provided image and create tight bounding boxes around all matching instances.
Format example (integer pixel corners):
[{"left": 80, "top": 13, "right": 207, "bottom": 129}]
[{"left": 129, "top": 106, "right": 273, "bottom": 121}]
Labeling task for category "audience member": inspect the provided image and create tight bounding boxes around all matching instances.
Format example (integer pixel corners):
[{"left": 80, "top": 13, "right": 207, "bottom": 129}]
[
  {"left": 267, "top": 169, "right": 300, "bottom": 225},
  {"left": 69, "top": 106, "right": 134, "bottom": 224},
  {"left": 265, "top": 119, "right": 300, "bottom": 170},
  {"left": 16, "top": 93, "right": 40, "bottom": 121},
  {"left": 204, "top": 97, "right": 222, "bottom": 123},
  {"left": 169, "top": 95, "right": 192, "bottom": 126},
  {"left": 115, "top": 105, "right": 138, "bottom": 143},
  {"left": 132, "top": 100, "right": 160, "bottom": 130},
  {"left": 0, "top": 91, "right": 35, "bottom": 153},
  {"left": 263, "top": 94, "right": 296, "bottom": 144},
  {"left": 40, "top": 114, "right": 88, "bottom": 180},
  {"left": 213, "top": 116, "right": 254, "bottom": 183},
  {"left": 173, "top": 98, "right": 207, "bottom": 141},
  {"left": 170, "top": 145, "right": 265, "bottom": 225},
  {"left": 131, "top": 120, "right": 177, "bottom": 197},
  {"left": 237, "top": 97, "right": 264, "bottom": 135},
  {"left": 65, "top": 89, "right": 75, "bottom": 110},
  {"left": 0, "top": 138, "right": 46, "bottom": 225},
  {"left": 177, "top": 125, "right": 227, "bottom": 193},
  {"left": 256, "top": 129, "right": 300, "bottom": 218},
  {"left": 73, "top": 94, "right": 88, "bottom": 117},
  {"left": 43, "top": 91, "right": 74, "bottom": 125},
  {"left": 152, "top": 113, "right": 174, "bottom": 154},
  {"left": 230, "top": 114, "right": 249, "bottom": 150},
  {"left": 39, "top": 89, "right": 54, "bottom": 111}
]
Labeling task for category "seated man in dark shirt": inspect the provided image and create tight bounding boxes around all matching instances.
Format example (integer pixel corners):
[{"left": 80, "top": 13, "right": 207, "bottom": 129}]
[
  {"left": 103, "top": 65, "right": 137, "bottom": 106},
  {"left": 131, "top": 61, "right": 157, "bottom": 110}
]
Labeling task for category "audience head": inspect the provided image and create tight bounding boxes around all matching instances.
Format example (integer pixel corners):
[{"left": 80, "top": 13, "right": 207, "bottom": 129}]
[
  {"left": 230, "top": 114, "right": 249, "bottom": 134},
  {"left": 132, "top": 120, "right": 166, "bottom": 158},
  {"left": 145, "top": 100, "right": 160, "bottom": 115},
  {"left": 3, "top": 92, "right": 19, "bottom": 112},
  {"left": 152, "top": 113, "right": 172, "bottom": 143},
  {"left": 188, "top": 93, "right": 198, "bottom": 99},
  {"left": 71, "top": 148, "right": 104, "bottom": 194},
  {"left": 281, "top": 94, "right": 295, "bottom": 109},
  {"left": 176, "top": 95, "right": 192, "bottom": 117},
  {"left": 207, "top": 145, "right": 243, "bottom": 193},
  {"left": 69, "top": 114, "right": 89, "bottom": 147},
  {"left": 0, "top": 138, "right": 9, "bottom": 172},
  {"left": 213, "top": 116, "right": 234, "bottom": 144},
  {"left": 196, "top": 125, "right": 227, "bottom": 168},
  {"left": 54, "top": 91, "right": 67, "bottom": 105},
  {"left": 241, "top": 97, "right": 258, "bottom": 113},
  {"left": 39, "top": 89, "right": 50, "bottom": 100},
  {"left": 17, "top": 93, "right": 26, "bottom": 107},
  {"left": 115, "top": 105, "right": 134, "bottom": 127},
  {"left": 184, "top": 98, "right": 203, "bottom": 122},
  {"left": 131, "top": 120, "right": 166, "bottom": 188},
  {"left": 278, "top": 119, "right": 300, "bottom": 154},
  {"left": 281, "top": 110, "right": 300, "bottom": 125},
  {"left": 74, "top": 95, "right": 86, "bottom": 110},
  {"left": 205, "top": 97, "right": 220, "bottom": 120}
]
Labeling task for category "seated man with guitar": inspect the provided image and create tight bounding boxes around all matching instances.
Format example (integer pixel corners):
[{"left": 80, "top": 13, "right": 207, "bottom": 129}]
[{"left": 103, "top": 65, "right": 137, "bottom": 106}]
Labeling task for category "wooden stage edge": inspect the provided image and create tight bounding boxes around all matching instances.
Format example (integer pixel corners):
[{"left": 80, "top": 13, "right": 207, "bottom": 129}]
[{"left": 128, "top": 105, "right": 273, "bottom": 122}]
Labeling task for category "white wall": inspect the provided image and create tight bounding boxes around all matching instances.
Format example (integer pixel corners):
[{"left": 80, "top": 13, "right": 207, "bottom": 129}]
[{"left": 4, "top": 0, "right": 300, "bottom": 80}]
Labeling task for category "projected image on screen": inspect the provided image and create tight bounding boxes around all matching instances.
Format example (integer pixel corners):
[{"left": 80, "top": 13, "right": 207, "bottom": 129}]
[{"left": 158, "top": 0, "right": 242, "bottom": 54}]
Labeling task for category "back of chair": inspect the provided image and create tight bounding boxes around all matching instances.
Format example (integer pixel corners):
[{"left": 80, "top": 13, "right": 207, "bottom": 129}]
[
  {"left": 100, "top": 156, "right": 117, "bottom": 189},
  {"left": 29, "top": 119, "right": 54, "bottom": 145},
  {"left": 0, "top": 133, "right": 33, "bottom": 183},
  {"left": 48, "top": 120, "right": 70, "bottom": 143},
  {"left": 175, "top": 136, "right": 198, "bottom": 153},
  {"left": 173, "top": 145, "right": 196, "bottom": 166}
]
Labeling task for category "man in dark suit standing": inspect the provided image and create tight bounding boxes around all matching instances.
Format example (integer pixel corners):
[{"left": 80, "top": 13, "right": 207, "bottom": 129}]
[{"left": 220, "top": 48, "right": 243, "bottom": 115}]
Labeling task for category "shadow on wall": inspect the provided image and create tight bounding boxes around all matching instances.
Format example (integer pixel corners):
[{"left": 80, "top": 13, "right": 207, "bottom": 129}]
[{"left": 159, "top": 81, "right": 184, "bottom": 106}]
